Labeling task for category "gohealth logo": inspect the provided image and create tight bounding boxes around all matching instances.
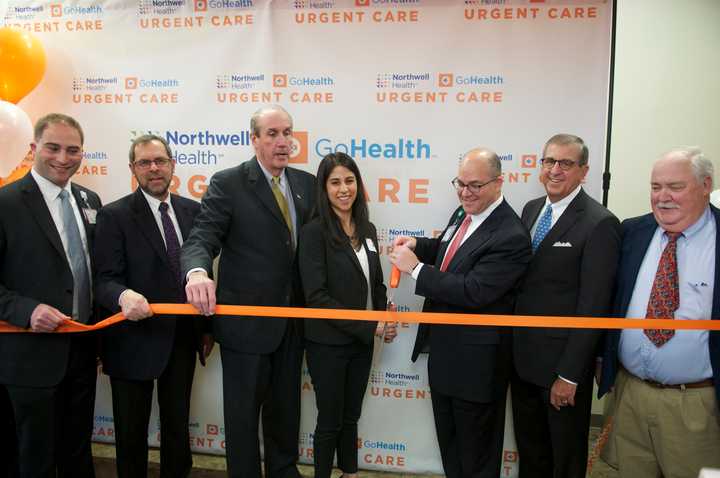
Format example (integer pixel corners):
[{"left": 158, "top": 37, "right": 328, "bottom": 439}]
[{"left": 314, "top": 137, "right": 431, "bottom": 160}]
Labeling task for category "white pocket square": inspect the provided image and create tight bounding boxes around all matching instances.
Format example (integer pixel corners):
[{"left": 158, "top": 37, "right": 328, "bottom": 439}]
[{"left": 552, "top": 241, "right": 572, "bottom": 247}]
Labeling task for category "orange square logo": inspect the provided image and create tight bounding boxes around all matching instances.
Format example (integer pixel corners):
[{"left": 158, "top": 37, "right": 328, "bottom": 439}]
[
  {"left": 289, "top": 131, "right": 308, "bottom": 164},
  {"left": 273, "top": 74, "right": 288, "bottom": 88},
  {"left": 50, "top": 4, "right": 62, "bottom": 17},
  {"left": 521, "top": 154, "right": 537, "bottom": 168},
  {"left": 194, "top": 0, "right": 208, "bottom": 11},
  {"left": 125, "top": 77, "right": 138, "bottom": 89},
  {"left": 206, "top": 424, "right": 218, "bottom": 435},
  {"left": 355, "top": 0, "right": 370, "bottom": 6},
  {"left": 438, "top": 73, "right": 453, "bottom": 88}
]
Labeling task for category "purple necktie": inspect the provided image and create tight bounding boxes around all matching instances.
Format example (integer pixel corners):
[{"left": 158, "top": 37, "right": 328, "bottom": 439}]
[{"left": 159, "top": 202, "right": 183, "bottom": 295}]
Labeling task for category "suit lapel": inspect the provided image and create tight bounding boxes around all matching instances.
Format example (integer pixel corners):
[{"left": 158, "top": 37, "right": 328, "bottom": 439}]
[
  {"left": 170, "top": 194, "right": 193, "bottom": 241},
  {"left": 248, "top": 158, "right": 288, "bottom": 230},
  {"left": 618, "top": 215, "right": 658, "bottom": 314},
  {"left": 131, "top": 189, "right": 171, "bottom": 269},
  {"left": 522, "top": 198, "right": 544, "bottom": 231},
  {"left": 20, "top": 174, "right": 65, "bottom": 259},
  {"left": 286, "top": 167, "right": 310, "bottom": 225},
  {"left": 446, "top": 202, "right": 504, "bottom": 271}
]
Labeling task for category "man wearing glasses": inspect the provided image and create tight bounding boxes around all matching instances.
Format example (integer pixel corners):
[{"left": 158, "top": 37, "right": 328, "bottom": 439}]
[
  {"left": 93, "top": 134, "right": 213, "bottom": 477},
  {"left": 0, "top": 113, "right": 102, "bottom": 477},
  {"left": 390, "top": 148, "right": 532, "bottom": 478},
  {"left": 511, "top": 134, "right": 621, "bottom": 478}
]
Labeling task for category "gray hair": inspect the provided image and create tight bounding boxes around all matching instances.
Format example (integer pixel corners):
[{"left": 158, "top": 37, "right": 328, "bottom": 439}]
[
  {"left": 663, "top": 147, "right": 714, "bottom": 188},
  {"left": 129, "top": 134, "right": 173, "bottom": 164},
  {"left": 250, "top": 105, "right": 292, "bottom": 136},
  {"left": 543, "top": 134, "right": 589, "bottom": 166}
]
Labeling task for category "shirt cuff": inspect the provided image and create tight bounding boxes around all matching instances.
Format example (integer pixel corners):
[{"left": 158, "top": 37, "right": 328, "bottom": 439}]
[
  {"left": 558, "top": 375, "right": 578, "bottom": 386},
  {"left": 186, "top": 268, "right": 208, "bottom": 282},
  {"left": 410, "top": 263, "right": 423, "bottom": 280}
]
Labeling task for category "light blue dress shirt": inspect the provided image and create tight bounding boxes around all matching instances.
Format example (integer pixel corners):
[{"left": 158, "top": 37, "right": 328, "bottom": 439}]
[{"left": 619, "top": 207, "right": 716, "bottom": 384}]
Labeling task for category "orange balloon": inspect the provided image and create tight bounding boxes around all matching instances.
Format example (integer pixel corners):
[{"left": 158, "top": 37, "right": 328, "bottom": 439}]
[{"left": 0, "top": 27, "right": 46, "bottom": 104}]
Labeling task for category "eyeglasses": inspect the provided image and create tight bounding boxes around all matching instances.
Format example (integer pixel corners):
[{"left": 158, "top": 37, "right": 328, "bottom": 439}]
[
  {"left": 132, "top": 158, "right": 172, "bottom": 170},
  {"left": 540, "top": 157, "right": 581, "bottom": 171},
  {"left": 451, "top": 177, "right": 499, "bottom": 194}
]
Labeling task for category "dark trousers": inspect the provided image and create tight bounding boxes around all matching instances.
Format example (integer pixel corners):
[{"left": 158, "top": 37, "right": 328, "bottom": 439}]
[
  {"left": 220, "top": 325, "right": 303, "bottom": 478},
  {"left": 431, "top": 389, "right": 504, "bottom": 478},
  {"left": 511, "top": 374, "right": 593, "bottom": 478},
  {"left": 5, "top": 338, "right": 96, "bottom": 478},
  {"left": 305, "top": 340, "right": 373, "bottom": 478},
  {"left": 110, "top": 323, "right": 196, "bottom": 478},
  {"left": 0, "top": 385, "right": 19, "bottom": 478}
]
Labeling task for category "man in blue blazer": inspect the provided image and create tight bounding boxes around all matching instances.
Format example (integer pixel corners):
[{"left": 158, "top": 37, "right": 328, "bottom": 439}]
[{"left": 599, "top": 147, "right": 720, "bottom": 477}]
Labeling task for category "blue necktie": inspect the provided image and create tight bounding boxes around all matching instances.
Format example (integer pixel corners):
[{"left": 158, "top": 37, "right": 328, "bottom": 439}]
[
  {"left": 58, "top": 190, "right": 91, "bottom": 323},
  {"left": 531, "top": 205, "right": 553, "bottom": 252}
]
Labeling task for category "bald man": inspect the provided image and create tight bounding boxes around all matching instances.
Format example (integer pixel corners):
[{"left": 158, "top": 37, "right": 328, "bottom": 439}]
[{"left": 391, "top": 148, "right": 532, "bottom": 478}]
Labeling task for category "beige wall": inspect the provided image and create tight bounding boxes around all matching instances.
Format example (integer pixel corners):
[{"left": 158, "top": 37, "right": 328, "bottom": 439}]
[{"left": 607, "top": 0, "right": 720, "bottom": 220}]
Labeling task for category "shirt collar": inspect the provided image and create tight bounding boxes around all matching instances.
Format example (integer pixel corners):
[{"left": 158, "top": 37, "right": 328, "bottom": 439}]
[
  {"left": 256, "top": 158, "right": 287, "bottom": 185},
  {"left": 667, "top": 205, "right": 713, "bottom": 240},
  {"left": 544, "top": 184, "right": 582, "bottom": 210},
  {"left": 140, "top": 188, "right": 171, "bottom": 213},
  {"left": 469, "top": 195, "right": 504, "bottom": 223},
  {"left": 31, "top": 167, "right": 72, "bottom": 202}
]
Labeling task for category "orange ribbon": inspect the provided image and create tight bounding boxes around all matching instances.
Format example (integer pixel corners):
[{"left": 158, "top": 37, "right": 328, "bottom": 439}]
[{"left": 0, "top": 303, "right": 719, "bottom": 334}]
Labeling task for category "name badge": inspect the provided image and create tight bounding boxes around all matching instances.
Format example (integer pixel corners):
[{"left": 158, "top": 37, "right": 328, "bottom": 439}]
[
  {"left": 441, "top": 225, "right": 457, "bottom": 243},
  {"left": 82, "top": 208, "right": 97, "bottom": 224},
  {"left": 366, "top": 238, "right": 377, "bottom": 253}
]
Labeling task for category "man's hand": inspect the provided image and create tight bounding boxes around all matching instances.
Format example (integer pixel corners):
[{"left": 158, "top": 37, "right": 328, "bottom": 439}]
[
  {"left": 383, "top": 322, "right": 398, "bottom": 343},
  {"left": 550, "top": 378, "right": 577, "bottom": 411},
  {"left": 29, "top": 304, "right": 68, "bottom": 332},
  {"left": 185, "top": 270, "right": 216, "bottom": 316},
  {"left": 200, "top": 333, "right": 215, "bottom": 362},
  {"left": 118, "top": 289, "right": 153, "bottom": 321},
  {"left": 393, "top": 235, "right": 417, "bottom": 250},
  {"left": 390, "top": 245, "right": 420, "bottom": 274}
]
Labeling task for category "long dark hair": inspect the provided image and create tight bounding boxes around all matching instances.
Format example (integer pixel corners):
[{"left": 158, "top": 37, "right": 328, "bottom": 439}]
[{"left": 315, "top": 152, "right": 371, "bottom": 248}]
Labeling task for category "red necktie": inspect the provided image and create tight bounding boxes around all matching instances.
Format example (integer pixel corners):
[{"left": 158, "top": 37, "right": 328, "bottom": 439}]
[
  {"left": 440, "top": 215, "right": 472, "bottom": 272},
  {"left": 644, "top": 231, "right": 682, "bottom": 347}
]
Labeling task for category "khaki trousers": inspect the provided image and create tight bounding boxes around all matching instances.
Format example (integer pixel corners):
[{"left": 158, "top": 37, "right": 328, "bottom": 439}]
[{"left": 609, "top": 368, "right": 720, "bottom": 478}]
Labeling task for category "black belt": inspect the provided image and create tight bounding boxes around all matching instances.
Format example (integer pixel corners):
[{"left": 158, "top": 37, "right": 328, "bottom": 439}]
[{"left": 623, "top": 368, "right": 714, "bottom": 390}]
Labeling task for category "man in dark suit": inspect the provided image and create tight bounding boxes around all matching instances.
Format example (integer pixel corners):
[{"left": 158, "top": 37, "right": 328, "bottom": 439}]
[
  {"left": 93, "top": 135, "right": 213, "bottom": 478},
  {"left": 390, "top": 148, "right": 532, "bottom": 478},
  {"left": 599, "top": 148, "right": 720, "bottom": 478},
  {"left": 0, "top": 385, "right": 19, "bottom": 478},
  {"left": 0, "top": 113, "right": 101, "bottom": 477},
  {"left": 511, "top": 134, "right": 621, "bottom": 478},
  {"left": 181, "top": 105, "right": 316, "bottom": 478}
]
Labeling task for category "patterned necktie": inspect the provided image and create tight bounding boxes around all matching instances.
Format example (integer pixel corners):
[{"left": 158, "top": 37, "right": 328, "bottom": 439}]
[
  {"left": 644, "top": 231, "right": 682, "bottom": 347},
  {"left": 58, "top": 190, "right": 91, "bottom": 324},
  {"left": 440, "top": 215, "right": 472, "bottom": 272},
  {"left": 531, "top": 204, "right": 553, "bottom": 252},
  {"left": 159, "top": 202, "right": 183, "bottom": 295},
  {"left": 271, "top": 176, "right": 294, "bottom": 241}
]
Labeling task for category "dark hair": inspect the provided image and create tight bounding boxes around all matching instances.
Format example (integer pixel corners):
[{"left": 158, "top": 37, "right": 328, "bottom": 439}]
[
  {"left": 129, "top": 134, "right": 173, "bottom": 164},
  {"left": 315, "top": 152, "right": 371, "bottom": 248},
  {"left": 543, "top": 133, "right": 589, "bottom": 166},
  {"left": 34, "top": 113, "right": 84, "bottom": 145}
]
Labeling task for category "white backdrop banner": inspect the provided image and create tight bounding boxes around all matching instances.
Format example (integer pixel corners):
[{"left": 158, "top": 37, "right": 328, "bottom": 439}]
[{"left": 1, "top": 0, "right": 612, "bottom": 475}]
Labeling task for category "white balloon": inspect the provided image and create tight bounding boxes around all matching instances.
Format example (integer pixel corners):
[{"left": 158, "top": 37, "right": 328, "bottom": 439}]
[{"left": 0, "top": 101, "right": 33, "bottom": 178}]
